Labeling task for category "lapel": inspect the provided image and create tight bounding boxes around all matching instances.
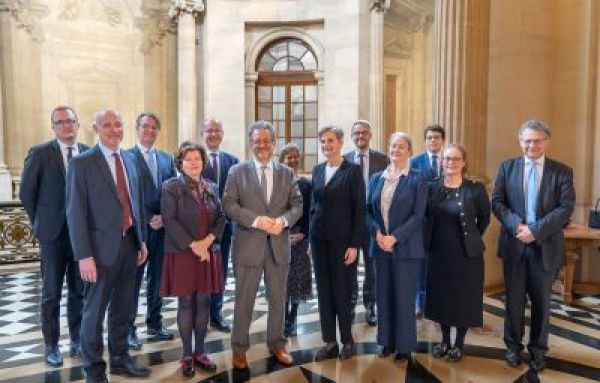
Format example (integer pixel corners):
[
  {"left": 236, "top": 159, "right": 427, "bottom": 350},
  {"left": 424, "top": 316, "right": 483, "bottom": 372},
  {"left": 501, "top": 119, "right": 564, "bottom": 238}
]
[
  {"left": 313, "top": 163, "right": 325, "bottom": 190},
  {"left": 92, "top": 145, "right": 120, "bottom": 201},
  {"left": 514, "top": 157, "right": 526, "bottom": 218},
  {"left": 177, "top": 175, "right": 196, "bottom": 201},
  {"left": 325, "top": 159, "right": 348, "bottom": 189},
  {"left": 155, "top": 150, "right": 163, "bottom": 185},
  {"left": 122, "top": 150, "right": 137, "bottom": 189},
  {"left": 248, "top": 162, "right": 268, "bottom": 208},
  {"left": 50, "top": 139, "right": 66, "bottom": 180},
  {"left": 269, "top": 162, "right": 283, "bottom": 208},
  {"left": 372, "top": 174, "right": 385, "bottom": 230},
  {"left": 368, "top": 150, "right": 376, "bottom": 176}
]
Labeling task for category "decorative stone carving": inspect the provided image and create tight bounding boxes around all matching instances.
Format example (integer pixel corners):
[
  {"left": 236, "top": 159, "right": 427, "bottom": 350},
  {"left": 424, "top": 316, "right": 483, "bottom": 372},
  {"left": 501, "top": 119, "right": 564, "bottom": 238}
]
[
  {"left": 135, "top": 1, "right": 177, "bottom": 53},
  {"left": 0, "top": 0, "right": 48, "bottom": 42},
  {"left": 372, "top": 0, "right": 391, "bottom": 12},
  {"left": 168, "top": 0, "right": 204, "bottom": 20}
]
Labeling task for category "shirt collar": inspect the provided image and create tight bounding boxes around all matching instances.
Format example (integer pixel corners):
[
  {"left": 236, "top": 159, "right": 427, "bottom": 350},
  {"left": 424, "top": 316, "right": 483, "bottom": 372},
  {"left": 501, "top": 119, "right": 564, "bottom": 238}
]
[
  {"left": 355, "top": 149, "right": 369, "bottom": 156},
  {"left": 98, "top": 141, "right": 120, "bottom": 158},
  {"left": 253, "top": 158, "right": 273, "bottom": 171},
  {"left": 57, "top": 139, "right": 77, "bottom": 151},
  {"left": 382, "top": 165, "right": 409, "bottom": 180},
  {"left": 427, "top": 150, "right": 441, "bottom": 158},
  {"left": 137, "top": 143, "right": 154, "bottom": 153},
  {"left": 208, "top": 149, "right": 220, "bottom": 156},
  {"left": 524, "top": 155, "right": 545, "bottom": 166}
]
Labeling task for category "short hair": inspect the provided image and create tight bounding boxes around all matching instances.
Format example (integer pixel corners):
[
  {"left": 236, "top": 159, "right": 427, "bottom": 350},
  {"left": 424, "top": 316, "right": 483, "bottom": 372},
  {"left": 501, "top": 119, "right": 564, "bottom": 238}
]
[
  {"left": 203, "top": 118, "right": 223, "bottom": 131},
  {"left": 423, "top": 124, "right": 446, "bottom": 140},
  {"left": 317, "top": 125, "right": 344, "bottom": 141},
  {"left": 351, "top": 120, "right": 372, "bottom": 132},
  {"left": 136, "top": 112, "right": 161, "bottom": 130},
  {"left": 442, "top": 143, "right": 468, "bottom": 177},
  {"left": 248, "top": 120, "right": 276, "bottom": 143},
  {"left": 94, "top": 109, "right": 122, "bottom": 125},
  {"left": 519, "top": 119, "right": 551, "bottom": 139},
  {"left": 175, "top": 142, "right": 209, "bottom": 173},
  {"left": 50, "top": 106, "right": 78, "bottom": 124},
  {"left": 278, "top": 143, "right": 301, "bottom": 163},
  {"left": 388, "top": 132, "right": 413, "bottom": 156}
]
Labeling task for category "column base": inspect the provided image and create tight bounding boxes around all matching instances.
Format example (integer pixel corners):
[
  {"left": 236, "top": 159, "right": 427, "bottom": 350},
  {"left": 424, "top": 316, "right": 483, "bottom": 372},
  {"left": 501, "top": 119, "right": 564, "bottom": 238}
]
[{"left": 0, "top": 169, "right": 13, "bottom": 201}]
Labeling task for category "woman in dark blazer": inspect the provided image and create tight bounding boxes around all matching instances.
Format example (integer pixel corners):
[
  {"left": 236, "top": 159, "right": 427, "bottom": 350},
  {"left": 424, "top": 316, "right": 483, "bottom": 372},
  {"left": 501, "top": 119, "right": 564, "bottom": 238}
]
[
  {"left": 425, "top": 144, "right": 490, "bottom": 362},
  {"left": 366, "top": 132, "right": 427, "bottom": 362},
  {"left": 160, "top": 143, "right": 226, "bottom": 377},
  {"left": 310, "top": 126, "right": 365, "bottom": 361}
]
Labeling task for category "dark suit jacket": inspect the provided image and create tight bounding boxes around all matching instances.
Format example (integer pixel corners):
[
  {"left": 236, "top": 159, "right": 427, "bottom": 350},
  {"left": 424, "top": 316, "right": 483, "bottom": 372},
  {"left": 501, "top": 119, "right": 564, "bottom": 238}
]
[
  {"left": 491, "top": 156, "right": 575, "bottom": 271},
  {"left": 201, "top": 150, "right": 239, "bottom": 198},
  {"left": 20, "top": 139, "right": 90, "bottom": 242},
  {"left": 425, "top": 179, "right": 491, "bottom": 258},
  {"left": 366, "top": 169, "right": 427, "bottom": 259},
  {"left": 127, "top": 145, "right": 177, "bottom": 224},
  {"left": 343, "top": 149, "right": 388, "bottom": 180},
  {"left": 410, "top": 151, "right": 440, "bottom": 181},
  {"left": 161, "top": 175, "right": 226, "bottom": 253},
  {"left": 309, "top": 159, "right": 366, "bottom": 248},
  {"left": 66, "top": 145, "right": 146, "bottom": 267}
]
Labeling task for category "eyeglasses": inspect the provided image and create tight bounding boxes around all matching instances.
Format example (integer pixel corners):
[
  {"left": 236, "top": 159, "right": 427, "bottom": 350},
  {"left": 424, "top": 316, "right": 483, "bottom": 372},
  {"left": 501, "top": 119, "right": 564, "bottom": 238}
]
[
  {"left": 53, "top": 119, "right": 77, "bottom": 126},
  {"left": 426, "top": 135, "right": 443, "bottom": 141},
  {"left": 252, "top": 139, "right": 273, "bottom": 146},
  {"left": 521, "top": 138, "right": 548, "bottom": 146},
  {"left": 140, "top": 125, "right": 159, "bottom": 131},
  {"left": 443, "top": 157, "right": 463, "bottom": 163}
]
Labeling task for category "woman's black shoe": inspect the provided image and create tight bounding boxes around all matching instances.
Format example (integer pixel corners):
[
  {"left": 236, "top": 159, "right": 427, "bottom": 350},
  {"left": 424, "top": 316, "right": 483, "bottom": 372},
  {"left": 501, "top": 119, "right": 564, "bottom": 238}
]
[
  {"left": 446, "top": 346, "right": 463, "bottom": 362},
  {"left": 432, "top": 343, "right": 450, "bottom": 358},
  {"left": 394, "top": 352, "right": 410, "bottom": 363},
  {"left": 378, "top": 346, "right": 392, "bottom": 358},
  {"left": 180, "top": 357, "right": 194, "bottom": 377}
]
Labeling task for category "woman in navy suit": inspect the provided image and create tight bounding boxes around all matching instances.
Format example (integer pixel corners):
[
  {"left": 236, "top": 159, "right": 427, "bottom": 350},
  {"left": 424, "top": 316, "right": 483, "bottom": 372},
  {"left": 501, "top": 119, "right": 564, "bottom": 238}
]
[{"left": 366, "top": 132, "right": 427, "bottom": 362}]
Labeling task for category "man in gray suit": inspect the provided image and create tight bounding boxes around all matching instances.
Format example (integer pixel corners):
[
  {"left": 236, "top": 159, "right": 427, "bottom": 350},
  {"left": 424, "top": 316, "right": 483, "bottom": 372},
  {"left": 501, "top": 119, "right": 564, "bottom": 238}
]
[
  {"left": 222, "top": 120, "right": 303, "bottom": 370},
  {"left": 492, "top": 120, "right": 575, "bottom": 372},
  {"left": 67, "top": 109, "right": 150, "bottom": 383},
  {"left": 343, "top": 120, "right": 388, "bottom": 326}
]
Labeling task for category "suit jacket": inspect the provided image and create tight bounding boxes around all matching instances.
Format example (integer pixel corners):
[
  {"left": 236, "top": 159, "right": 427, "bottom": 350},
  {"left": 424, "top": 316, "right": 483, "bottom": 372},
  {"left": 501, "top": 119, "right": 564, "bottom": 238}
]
[
  {"left": 366, "top": 169, "right": 427, "bottom": 259},
  {"left": 425, "top": 178, "right": 491, "bottom": 258},
  {"left": 222, "top": 161, "right": 303, "bottom": 266},
  {"left": 66, "top": 145, "right": 146, "bottom": 267},
  {"left": 20, "top": 139, "right": 90, "bottom": 242},
  {"left": 491, "top": 156, "right": 575, "bottom": 271},
  {"left": 161, "top": 175, "right": 226, "bottom": 253},
  {"left": 309, "top": 159, "right": 366, "bottom": 248},
  {"left": 410, "top": 151, "right": 441, "bottom": 181},
  {"left": 127, "top": 145, "right": 177, "bottom": 224},
  {"left": 343, "top": 149, "right": 389, "bottom": 180},
  {"left": 202, "top": 150, "right": 239, "bottom": 198}
]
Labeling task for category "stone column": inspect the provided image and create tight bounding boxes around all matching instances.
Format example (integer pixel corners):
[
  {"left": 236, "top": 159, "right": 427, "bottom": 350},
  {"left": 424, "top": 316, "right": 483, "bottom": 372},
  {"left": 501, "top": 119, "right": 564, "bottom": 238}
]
[
  {"left": 169, "top": 0, "right": 204, "bottom": 144},
  {"left": 0, "top": 65, "right": 12, "bottom": 200},
  {"left": 432, "top": 0, "right": 490, "bottom": 179},
  {"left": 369, "top": 0, "right": 389, "bottom": 149}
]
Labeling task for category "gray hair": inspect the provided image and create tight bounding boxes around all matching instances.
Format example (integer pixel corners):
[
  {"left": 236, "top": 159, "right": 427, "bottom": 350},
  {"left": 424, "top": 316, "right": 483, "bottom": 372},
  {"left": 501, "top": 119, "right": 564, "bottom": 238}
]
[
  {"left": 389, "top": 132, "right": 413, "bottom": 155},
  {"left": 248, "top": 120, "right": 276, "bottom": 142},
  {"left": 94, "top": 109, "right": 123, "bottom": 125},
  {"left": 279, "top": 143, "right": 301, "bottom": 163},
  {"left": 135, "top": 112, "right": 161, "bottom": 130},
  {"left": 519, "top": 119, "right": 551, "bottom": 138},
  {"left": 317, "top": 125, "right": 344, "bottom": 141},
  {"left": 351, "top": 120, "right": 372, "bottom": 132}
]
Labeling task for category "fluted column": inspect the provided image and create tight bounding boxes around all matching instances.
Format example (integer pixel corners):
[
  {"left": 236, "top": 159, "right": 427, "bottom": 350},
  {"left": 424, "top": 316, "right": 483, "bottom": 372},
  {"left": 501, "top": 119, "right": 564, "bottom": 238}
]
[
  {"left": 432, "top": 0, "right": 490, "bottom": 179},
  {"left": 169, "top": 0, "right": 204, "bottom": 143},
  {"left": 369, "top": 0, "right": 389, "bottom": 149}
]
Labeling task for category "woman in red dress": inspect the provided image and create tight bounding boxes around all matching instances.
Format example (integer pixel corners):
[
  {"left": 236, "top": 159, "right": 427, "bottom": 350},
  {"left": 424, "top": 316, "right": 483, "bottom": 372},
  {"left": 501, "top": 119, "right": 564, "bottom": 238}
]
[{"left": 160, "top": 143, "right": 226, "bottom": 377}]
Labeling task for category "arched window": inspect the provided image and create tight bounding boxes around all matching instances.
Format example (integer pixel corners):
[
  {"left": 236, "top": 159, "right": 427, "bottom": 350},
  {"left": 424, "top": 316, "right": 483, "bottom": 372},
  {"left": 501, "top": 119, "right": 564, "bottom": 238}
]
[{"left": 255, "top": 38, "right": 318, "bottom": 172}]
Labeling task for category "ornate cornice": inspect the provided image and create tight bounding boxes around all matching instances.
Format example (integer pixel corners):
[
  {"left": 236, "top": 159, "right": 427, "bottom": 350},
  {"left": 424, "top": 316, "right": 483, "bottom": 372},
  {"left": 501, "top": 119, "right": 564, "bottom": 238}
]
[
  {"left": 372, "top": 0, "right": 391, "bottom": 12},
  {"left": 167, "top": 0, "right": 204, "bottom": 21},
  {"left": 0, "top": 0, "right": 48, "bottom": 42},
  {"left": 135, "top": 1, "right": 177, "bottom": 54}
]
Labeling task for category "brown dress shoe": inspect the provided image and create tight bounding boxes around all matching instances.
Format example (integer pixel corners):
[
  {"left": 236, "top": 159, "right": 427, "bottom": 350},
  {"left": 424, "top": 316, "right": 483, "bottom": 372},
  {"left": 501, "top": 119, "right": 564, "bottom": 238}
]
[
  {"left": 271, "top": 347, "right": 295, "bottom": 366},
  {"left": 232, "top": 352, "right": 248, "bottom": 370}
]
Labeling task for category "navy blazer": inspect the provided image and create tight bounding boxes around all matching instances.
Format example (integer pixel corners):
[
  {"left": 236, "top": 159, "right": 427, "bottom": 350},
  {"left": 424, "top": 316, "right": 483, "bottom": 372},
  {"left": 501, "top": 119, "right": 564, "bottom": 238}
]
[
  {"left": 492, "top": 156, "right": 575, "bottom": 271},
  {"left": 366, "top": 169, "right": 427, "bottom": 259},
  {"left": 410, "top": 151, "right": 440, "bottom": 181},
  {"left": 66, "top": 145, "right": 146, "bottom": 267},
  {"left": 20, "top": 139, "right": 90, "bottom": 242},
  {"left": 201, "top": 150, "right": 239, "bottom": 198},
  {"left": 127, "top": 145, "right": 177, "bottom": 223}
]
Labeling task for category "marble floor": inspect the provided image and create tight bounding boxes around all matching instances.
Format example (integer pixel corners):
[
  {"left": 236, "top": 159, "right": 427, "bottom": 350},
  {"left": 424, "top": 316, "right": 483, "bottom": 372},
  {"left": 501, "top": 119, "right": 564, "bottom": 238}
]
[{"left": 0, "top": 262, "right": 598, "bottom": 383}]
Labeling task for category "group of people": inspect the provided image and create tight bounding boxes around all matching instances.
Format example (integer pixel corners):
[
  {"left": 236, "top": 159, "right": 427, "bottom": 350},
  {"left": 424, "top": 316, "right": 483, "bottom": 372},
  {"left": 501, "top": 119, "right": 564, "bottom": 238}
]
[{"left": 19, "top": 105, "right": 575, "bottom": 383}]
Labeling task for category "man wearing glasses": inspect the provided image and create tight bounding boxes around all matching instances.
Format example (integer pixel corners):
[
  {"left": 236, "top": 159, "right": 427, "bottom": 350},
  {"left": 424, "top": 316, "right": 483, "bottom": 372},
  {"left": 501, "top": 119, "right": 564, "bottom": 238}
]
[
  {"left": 20, "top": 106, "right": 90, "bottom": 367},
  {"left": 492, "top": 120, "right": 575, "bottom": 372}
]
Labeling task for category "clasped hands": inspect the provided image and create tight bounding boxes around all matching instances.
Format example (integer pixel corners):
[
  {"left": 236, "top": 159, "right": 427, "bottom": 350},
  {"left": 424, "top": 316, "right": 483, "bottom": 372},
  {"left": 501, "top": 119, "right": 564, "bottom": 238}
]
[
  {"left": 515, "top": 224, "right": 535, "bottom": 244},
  {"left": 191, "top": 234, "right": 215, "bottom": 262},
  {"left": 255, "top": 216, "right": 286, "bottom": 236},
  {"left": 376, "top": 230, "right": 397, "bottom": 253}
]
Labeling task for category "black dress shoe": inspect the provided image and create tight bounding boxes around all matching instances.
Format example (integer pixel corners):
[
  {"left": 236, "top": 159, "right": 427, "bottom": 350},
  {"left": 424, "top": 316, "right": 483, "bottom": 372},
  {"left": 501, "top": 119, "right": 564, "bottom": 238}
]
[
  {"left": 366, "top": 306, "right": 377, "bottom": 326},
  {"left": 70, "top": 342, "right": 83, "bottom": 358},
  {"left": 432, "top": 342, "right": 450, "bottom": 358},
  {"left": 127, "top": 332, "right": 142, "bottom": 351},
  {"left": 45, "top": 347, "right": 63, "bottom": 367},
  {"left": 85, "top": 372, "right": 108, "bottom": 383},
  {"left": 505, "top": 348, "right": 522, "bottom": 367},
  {"left": 394, "top": 352, "right": 411, "bottom": 363},
  {"left": 339, "top": 342, "right": 356, "bottom": 360},
  {"left": 314, "top": 342, "right": 339, "bottom": 361},
  {"left": 529, "top": 354, "right": 546, "bottom": 372},
  {"left": 378, "top": 346, "right": 392, "bottom": 358},
  {"left": 110, "top": 360, "right": 151, "bottom": 378},
  {"left": 147, "top": 325, "right": 174, "bottom": 340},
  {"left": 446, "top": 346, "right": 463, "bottom": 362},
  {"left": 284, "top": 321, "right": 297, "bottom": 338},
  {"left": 210, "top": 318, "right": 232, "bottom": 333}
]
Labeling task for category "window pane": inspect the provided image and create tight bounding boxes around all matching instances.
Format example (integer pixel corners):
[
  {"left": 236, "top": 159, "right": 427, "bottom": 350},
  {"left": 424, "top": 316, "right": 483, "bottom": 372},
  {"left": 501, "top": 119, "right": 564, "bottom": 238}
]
[
  {"left": 305, "top": 85, "right": 317, "bottom": 102},
  {"left": 269, "top": 42, "right": 288, "bottom": 59},
  {"left": 273, "top": 86, "right": 285, "bottom": 102},
  {"left": 258, "top": 54, "right": 275, "bottom": 71},
  {"left": 291, "top": 121, "right": 303, "bottom": 137},
  {"left": 274, "top": 120, "right": 285, "bottom": 138},
  {"left": 289, "top": 41, "right": 307, "bottom": 58},
  {"left": 291, "top": 103, "right": 303, "bottom": 121},
  {"left": 257, "top": 86, "right": 272, "bottom": 102},
  {"left": 258, "top": 104, "right": 272, "bottom": 121},
  {"left": 305, "top": 138, "right": 318, "bottom": 154},
  {"left": 275, "top": 139, "right": 285, "bottom": 154},
  {"left": 288, "top": 58, "right": 304, "bottom": 71},
  {"left": 291, "top": 86, "right": 303, "bottom": 102},
  {"left": 301, "top": 52, "right": 317, "bottom": 70},
  {"left": 273, "top": 103, "right": 285, "bottom": 121},
  {"left": 305, "top": 120, "right": 318, "bottom": 136},
  {"left": 304, "top": 155, "right": 318, "bottom": 171},
  {"left": 305, "top": 102, "right": 317, "bottom": 119},
  {"left": 273, "top": 57, "right": 288, "bottom": 71},
  {"left": 291, "top": 138, "right": 304, "bottom": 152}
]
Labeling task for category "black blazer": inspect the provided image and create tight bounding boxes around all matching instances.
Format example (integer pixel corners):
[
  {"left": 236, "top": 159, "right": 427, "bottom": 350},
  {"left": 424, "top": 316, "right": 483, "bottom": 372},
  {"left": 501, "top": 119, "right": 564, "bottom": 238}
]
[
  {"left": 201, "top": 150, "right": 239, "bottom": 198},
  {"left": 309, "top": 159, "right": 365, "bottom": 248},
  {"left": 342, "top": 149, "right": 389, "bottom": 179},
  {"left": 161, "top": 175, "right": 226, "bottom": 253},
  {"left": 491, "top": 156, "right": 575, "bottom": 271},
  {"left": 426, "top": 179, "right": 491, "bottom": 258},
  {"left": 20, "top": 139, "right": 90, "bottom": 242},
  {"left": 295, "top": 177, "right": 311, "bottom": 237}
]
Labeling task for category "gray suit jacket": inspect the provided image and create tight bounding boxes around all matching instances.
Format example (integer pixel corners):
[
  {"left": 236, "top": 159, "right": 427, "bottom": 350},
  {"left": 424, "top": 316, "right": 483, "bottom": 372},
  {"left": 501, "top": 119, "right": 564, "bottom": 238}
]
[
  {"left": 66, "top": 145, "right": 146, "bottom": 267},
  {"left": 222, "top": 161, "right": 303, "bottom": 266}
]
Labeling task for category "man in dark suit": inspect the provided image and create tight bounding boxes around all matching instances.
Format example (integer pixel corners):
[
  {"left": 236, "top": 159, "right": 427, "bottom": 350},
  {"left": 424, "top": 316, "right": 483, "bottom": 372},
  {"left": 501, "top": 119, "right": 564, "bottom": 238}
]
[
  {"left": 67, "top": 109, "right": 150, "bottom": 383},
  {"left": 410, "top": 124, "right": 446, "bottom": 316},
  {"left": 343, "top": 120, "right": 387, "bottom": 326},
  {"left": 201, "top": 118, "right": 239, "bottom": 333},
  {"left": 20, "top": 106, "right": 89, "bottom": 367},
  {"left": 492, "top": 119, "right": 575, "bottom": 372},
  {"left": 126, "top": 113, "right": 177, "bottom": 349}
]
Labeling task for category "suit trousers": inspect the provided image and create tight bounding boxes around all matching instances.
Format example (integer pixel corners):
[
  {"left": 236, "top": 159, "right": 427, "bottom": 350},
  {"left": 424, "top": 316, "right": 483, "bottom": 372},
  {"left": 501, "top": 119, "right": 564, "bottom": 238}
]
[
  {"left": 81, "top": 229, "right": 138, "bottom": 374},
  {"left": 351, "top": 237, "right": 376, "bottom": 310},
  {"left": 503, "top": 246, "right": 556, "bottom": 356},
  {"left": 129, "top": 227, "right": 166, "bottom": 332},
  {"left": 40, "top": 226, "right": 84, "bottom": 348},
  {"left": 312, "top": 238, "right": 358, "bottom": 344},
  {"left": 231, "top": 240, "right": 288, "bottom": 353},
  {"left": 210, "top": 223, "right": 232, "bottom": 321}
]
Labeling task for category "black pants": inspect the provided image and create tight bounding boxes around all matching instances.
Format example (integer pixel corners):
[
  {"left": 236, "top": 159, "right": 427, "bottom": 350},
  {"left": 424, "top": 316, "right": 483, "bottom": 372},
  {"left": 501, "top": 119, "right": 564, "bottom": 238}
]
[
  {"left": 81, "top": 230, "right": 138, "bottom": 374},
  {"left": 210, "top": 223, "right": 232, "bottom": 321},
  {"left": 312, "top": 238, "right": 357, "bottom": 345},
  {"left": 503, "top": 246, "right": 556, "bottom": 357},
  {"left": 40, "top": 226, "right": 84, "bottom": 348},
  {"left": 129, "top": 227, "right": 166, "bottom": 332},
  {"left": 351, "top": 240, "right": 376, "bottom": 311}
]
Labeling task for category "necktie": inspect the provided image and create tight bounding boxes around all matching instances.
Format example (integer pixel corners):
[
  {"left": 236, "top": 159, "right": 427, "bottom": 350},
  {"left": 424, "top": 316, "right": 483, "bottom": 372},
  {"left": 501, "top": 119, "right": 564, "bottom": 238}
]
[
  {"left": 67, "top": 147, "right": 74, "bottom": 163},
  {"left": 211, "top": 153, "right": 219, "bottom": 185},
  {"left": 359, "top": 153, "right": 367, "bottom": 183},
  {"left": 261, "top": 166, "right": 268, "bottom": 203},
  {"left": 113, "top": 153, "right": 133, "bottom": 232},
  {"left": 431, "top": 154, "right": 439, "bottom": 178},
  {"left": 526, "top": 162, "right": 538, "bottom": 224},
  {"left": 146, "top": 149, "right": 158, "bottom": 186}
]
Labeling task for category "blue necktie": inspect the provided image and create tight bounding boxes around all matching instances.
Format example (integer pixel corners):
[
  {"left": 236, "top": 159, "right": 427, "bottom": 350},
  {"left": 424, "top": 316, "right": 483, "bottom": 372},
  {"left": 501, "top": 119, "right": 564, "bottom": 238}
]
[
  {"left": 431, "top": 154, "right": 439, "bottom": 178},
  {"left": 146, "top": 149, "right": 158, "bottom": 186},
  {"left": 526, "top": 162, "right": 538, "bottom": 224}
]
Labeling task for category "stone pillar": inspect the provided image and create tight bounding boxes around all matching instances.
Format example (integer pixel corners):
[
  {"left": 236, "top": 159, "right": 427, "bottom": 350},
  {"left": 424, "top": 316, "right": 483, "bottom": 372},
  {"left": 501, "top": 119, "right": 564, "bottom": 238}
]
[
  {"left": 0, "top": 66, "right": 12, "bottom": 200},
  {"left": 169, "top": 0, "right": 204, "bottom": 144},
  {"left": 369, "top": 0, "right": 389, "bottom": 149},
  {"left": 432, "top": 0, "right": 490, "bottom": 179}
]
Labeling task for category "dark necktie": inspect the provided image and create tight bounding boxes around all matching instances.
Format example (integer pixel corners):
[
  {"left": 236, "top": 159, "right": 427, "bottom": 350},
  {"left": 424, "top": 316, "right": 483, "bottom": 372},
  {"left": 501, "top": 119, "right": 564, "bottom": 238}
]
[
  {"left": 67, "top": 146, "right": 74, "bottom": 163},
  {"left": 113, "top": 153, "right": 133, "bottom": 232},
  {"left": 431, "top": 154, "right": 439, "bottom": 178},
  {"left": 211, "top": 153, "right": 219, "bottom": 185},
  {"left": 261, "top": 166, "right": 268, "bottom": 203}
]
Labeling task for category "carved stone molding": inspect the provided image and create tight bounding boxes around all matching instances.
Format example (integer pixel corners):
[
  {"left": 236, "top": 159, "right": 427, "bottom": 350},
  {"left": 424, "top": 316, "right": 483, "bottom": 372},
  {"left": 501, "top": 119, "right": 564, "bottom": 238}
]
[
  {"left": 372, "top": 0, "right": 391, "bottom": 13},
  {"left": 168, "top": 0, "right": 204, "bottom": 21},
  {"left": 0, "top": 0, "right": 48, "bottom": 42},
  {"left": 135, "top": 1, "right": 177, "bottom": 53}
]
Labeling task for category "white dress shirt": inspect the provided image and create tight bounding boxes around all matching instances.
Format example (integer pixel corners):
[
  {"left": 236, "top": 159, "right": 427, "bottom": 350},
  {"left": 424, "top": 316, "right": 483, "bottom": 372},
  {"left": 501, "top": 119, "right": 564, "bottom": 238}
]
[
  {"left": 98, "top": 142, "right": 132, "bottom": 196},
  {"left": 253, "top": 158, "right": 273, "bottom": 203},
  {"left": 57, "top": 139, "right": 80, "bottom": 168},
  {"left": 353, "top": 149, "right": 370, "bottom": 185}
]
